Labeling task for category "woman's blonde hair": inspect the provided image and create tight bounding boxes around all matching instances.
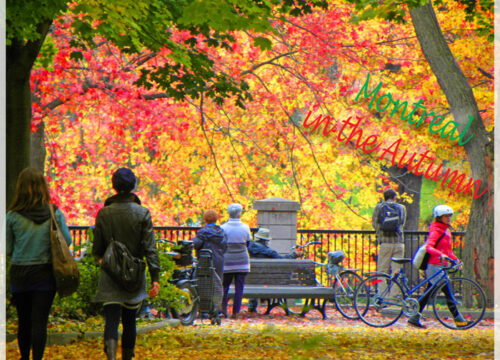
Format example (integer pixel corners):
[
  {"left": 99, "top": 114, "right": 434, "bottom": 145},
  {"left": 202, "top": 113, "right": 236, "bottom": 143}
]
[
  {"left": 8, "top": 167, "right": 51, "bottom": 212},
  {"left": 203, "top": 209, "right": 218, "bottom": 224}
]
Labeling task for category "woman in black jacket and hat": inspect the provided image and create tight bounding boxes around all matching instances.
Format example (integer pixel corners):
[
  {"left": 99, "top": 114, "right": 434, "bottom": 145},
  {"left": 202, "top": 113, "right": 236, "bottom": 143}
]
[
  {"left": 92, "top": 168, "right": 161, "bottom": 360},
  {"left": 192, "top": 209, "right": 227, "bottom": 281}
]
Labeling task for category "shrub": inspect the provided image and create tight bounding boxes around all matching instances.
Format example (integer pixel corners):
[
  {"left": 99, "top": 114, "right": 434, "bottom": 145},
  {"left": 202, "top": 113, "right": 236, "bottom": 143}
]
[
  {"left": 7, "top": 231, "right": 184, "bottom": 323},
  {"left": 51, "top": 249, "right": 102, "bottom": 320}
]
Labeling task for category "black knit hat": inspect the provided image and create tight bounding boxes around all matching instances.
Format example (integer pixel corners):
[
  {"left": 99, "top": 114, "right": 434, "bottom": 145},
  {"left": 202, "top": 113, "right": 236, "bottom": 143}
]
[
  {"left": 112, "top": 168, "right": 136, "bottom": 193},
  {"left": 383, "top": 188, "right": 397, "bottom": 201}
]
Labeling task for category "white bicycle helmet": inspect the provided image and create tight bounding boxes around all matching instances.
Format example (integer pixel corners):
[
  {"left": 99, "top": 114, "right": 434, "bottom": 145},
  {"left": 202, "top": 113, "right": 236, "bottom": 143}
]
[{"left": 433, "top": 205, "right": 454, "bottom": 218}]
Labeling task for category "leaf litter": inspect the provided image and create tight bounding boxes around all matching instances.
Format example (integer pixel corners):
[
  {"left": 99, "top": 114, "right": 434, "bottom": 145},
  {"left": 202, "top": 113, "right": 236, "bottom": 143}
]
[{"left": 7, "top": 306, "right": 494, "bottom": 359}]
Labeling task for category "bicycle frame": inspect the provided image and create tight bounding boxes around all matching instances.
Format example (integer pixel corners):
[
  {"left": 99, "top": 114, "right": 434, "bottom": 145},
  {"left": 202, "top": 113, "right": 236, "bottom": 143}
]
[
  {"left": 396, "top": 267, "right": 448, "bottom": 300},
  {"left": 385, "top": 263, "right": 462, "bottom": 316}
]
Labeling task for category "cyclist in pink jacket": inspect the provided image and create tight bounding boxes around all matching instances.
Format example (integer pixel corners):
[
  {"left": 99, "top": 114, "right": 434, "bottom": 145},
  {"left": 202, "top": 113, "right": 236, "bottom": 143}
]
[
  {"left": 425, "top": 207, "right": 458, "bottom": 266},
  {"left": 408, "top": 205, "right": 470, "bottom": 329}
]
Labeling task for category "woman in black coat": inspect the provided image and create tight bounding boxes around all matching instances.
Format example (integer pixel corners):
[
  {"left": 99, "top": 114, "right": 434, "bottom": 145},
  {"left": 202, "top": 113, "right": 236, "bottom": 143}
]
[
  {"left": 192, "top": 210, "right": 227, "bottom": 281},
  {"left": 92, "top": 168, "right": 161, "bottom": 360}
]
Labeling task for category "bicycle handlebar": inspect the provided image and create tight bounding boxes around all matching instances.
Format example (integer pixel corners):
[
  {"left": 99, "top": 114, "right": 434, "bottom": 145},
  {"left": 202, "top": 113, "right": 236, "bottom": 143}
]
[
  {"left": 292, "top": 241, "right": 321, "bottom": 250},
  {"left": 311, "top": 261, "right": 327, "bottom": 267},
  {"left": 442, "top": 257, "right": 461, "bottom": 273},
  {"left": 157, "top": 238, "right": 176, "bottom": 245}
]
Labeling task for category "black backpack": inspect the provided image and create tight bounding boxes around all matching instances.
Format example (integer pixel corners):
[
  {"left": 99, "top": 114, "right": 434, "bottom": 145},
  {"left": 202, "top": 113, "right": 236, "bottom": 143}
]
[{"left": 377, "top": 202, "right": 401, "bottom": 232}]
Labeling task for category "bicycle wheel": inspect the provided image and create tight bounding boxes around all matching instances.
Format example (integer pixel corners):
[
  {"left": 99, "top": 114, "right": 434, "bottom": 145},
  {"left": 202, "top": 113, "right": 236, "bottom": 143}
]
[
  {"left": 333, "top": 271, "right": 364, "bottom": 320},
  {"left": 432, "top": 277, "right": 486, "bottom": 330},
  {"left": 172, "top": 282, "right": 199, "bottom": 326},
  {"left": 354, "top": 273, "right": 404, "bottom": 327}
]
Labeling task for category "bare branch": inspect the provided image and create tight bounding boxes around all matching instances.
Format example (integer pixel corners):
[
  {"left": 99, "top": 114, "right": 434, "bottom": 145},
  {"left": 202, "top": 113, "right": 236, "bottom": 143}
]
[
  {"left": 240, "top": 51, "right": 298, "bottom": 76},
  {"left": 197, "top": 94, "right": 235, "bottom": 201}
]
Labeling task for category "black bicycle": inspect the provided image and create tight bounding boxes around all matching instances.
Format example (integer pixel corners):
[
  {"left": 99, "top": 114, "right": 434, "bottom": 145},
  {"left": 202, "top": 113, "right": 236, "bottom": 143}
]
[
  {"left": 157, "top": 238, "right": 199, "bottom": 326},
  {"left": 285, "top": 242, "right": 368, "bottom": 320},
  {"left": 309, "top": 250, "right": 367, "bottom": 320}
]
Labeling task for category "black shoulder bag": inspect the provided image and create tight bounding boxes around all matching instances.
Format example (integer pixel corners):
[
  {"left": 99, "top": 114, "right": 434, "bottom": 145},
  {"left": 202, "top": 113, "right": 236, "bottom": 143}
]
[{"left": 102, "top": 238, "right": 146, "bottom": 292}]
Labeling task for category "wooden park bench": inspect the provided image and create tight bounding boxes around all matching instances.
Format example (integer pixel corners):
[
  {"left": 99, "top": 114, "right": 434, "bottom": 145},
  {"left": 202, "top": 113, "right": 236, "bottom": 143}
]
[{"left": 227, "top": 258, "right": 334, "bottom": 319}]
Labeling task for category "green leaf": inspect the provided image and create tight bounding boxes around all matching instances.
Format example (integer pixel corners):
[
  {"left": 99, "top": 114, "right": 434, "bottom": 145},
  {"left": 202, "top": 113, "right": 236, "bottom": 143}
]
[
  {"left": 253, "top": 36, "right": 272, "bottom": 50},
  {"left": 70, "top": 51, "right": 84, "bottom": 61}
]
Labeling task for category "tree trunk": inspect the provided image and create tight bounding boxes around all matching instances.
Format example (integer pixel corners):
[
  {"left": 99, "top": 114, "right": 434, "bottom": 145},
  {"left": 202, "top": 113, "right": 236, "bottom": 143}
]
[
  {"left": 6, "top": 21, "right": 52, "bottom": 208},
  {"left": 409, "top": 1, "right": 494, "bottom": 305},
  {"left": 387, "top": 165, "right": 421, "bottom": 231},
  {"left": 7, "top": 48, "right": 33, "bottom": 208},
  {"left": 30, "top": 122, "right": 46, "bottom": 171},
  {"left": 387, "top": 165, "right": 422, "bottom": 285}
]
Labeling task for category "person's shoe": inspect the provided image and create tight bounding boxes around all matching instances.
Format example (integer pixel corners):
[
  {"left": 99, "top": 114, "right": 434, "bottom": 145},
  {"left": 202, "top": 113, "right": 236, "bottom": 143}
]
[
  {"left": 408, "top": 315, "right": 427, "bottom": 329},
  {"left": 454, "top": 314, "right": 474, "bottom": 327},
  {"left": 104, "top": 339, "right": 117, "bottom": 360},
  {"left": 248, "top": 308, "right": 257, "bottom": 313},
  {"left": 230, "top": 313, "right": 241, "bottom": 319}
]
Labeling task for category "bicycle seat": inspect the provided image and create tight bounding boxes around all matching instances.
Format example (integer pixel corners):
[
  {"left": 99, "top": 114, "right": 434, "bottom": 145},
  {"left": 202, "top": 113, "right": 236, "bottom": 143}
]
[
  {"left": 328, "top": 250, "right": 345, "bottom": 265},
  {"left": 391, "top": 258, "right": 412, "bottom": 264}
]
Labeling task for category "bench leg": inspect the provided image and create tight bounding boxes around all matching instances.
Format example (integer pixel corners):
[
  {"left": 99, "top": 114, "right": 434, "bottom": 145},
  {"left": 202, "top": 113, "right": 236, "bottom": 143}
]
[
  {"left": 317, "top": 299, "right": 327, "bottom": 320},
  {"left": 263, "top": 299, "right": 300, "bottom": 316},
  {"left": 255, "top": 298, "right": 326, "bottom": 317},
  {"left": 277, "top": 298, "right": 294, "bottom": 315},
  {"left": 279, "top": 299, "right": 298, "bottom": 316},
  {"left": 265, "top": 299, "right": 283, "bottom": 315},
  {"left": 299, "top": 299, "right": 328, "bottom": 320},
  {"left": 309, "top": 299, "right": 327, "bottom": 320},
  {"left": 300, "top": 299, "right": 314, "bottom": 317},
  {"left": 253, "top": 299, "right": 290, "bottom": 315}
]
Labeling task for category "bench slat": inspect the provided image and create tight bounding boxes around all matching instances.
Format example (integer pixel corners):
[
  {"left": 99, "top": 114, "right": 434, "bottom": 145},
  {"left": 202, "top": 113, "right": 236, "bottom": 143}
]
[
  {"left": 246, "top": 259, "right": 318, "bottom": 287},
  {"left": 228, "top": 285, "right": 333, "bottom": 300}
]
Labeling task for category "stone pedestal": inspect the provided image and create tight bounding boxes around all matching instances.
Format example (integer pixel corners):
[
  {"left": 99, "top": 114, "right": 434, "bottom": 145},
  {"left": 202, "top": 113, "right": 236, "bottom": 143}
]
[{"left": 253, "top": 197, "right": 300, "bottom": 255}]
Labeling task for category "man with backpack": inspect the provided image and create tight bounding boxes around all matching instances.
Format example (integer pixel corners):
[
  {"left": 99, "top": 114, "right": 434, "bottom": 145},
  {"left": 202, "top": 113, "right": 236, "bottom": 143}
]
[{"left": 372, "top": 189, "right": 406, "bottom": 297}]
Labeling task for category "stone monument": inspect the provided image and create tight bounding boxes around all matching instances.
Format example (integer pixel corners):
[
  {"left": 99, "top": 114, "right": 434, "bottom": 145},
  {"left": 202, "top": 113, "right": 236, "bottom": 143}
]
[{"left": 253, "top": 197, "right": 300, "bottom": 255}]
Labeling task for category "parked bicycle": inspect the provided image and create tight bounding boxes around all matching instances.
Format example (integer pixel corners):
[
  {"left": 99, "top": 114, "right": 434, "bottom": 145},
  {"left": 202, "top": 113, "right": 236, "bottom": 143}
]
[
  {"left": 310, "top": 249, "right": 367, "bottom": 320},
  {"left": 155, "top": 238, "right": 200, "bottom": 326},
  {"left": 287, "top": 242, "right": 367, "bottom": 320},
  {"left": 353, "top": 257, "right": 486, "bottom": 329}
]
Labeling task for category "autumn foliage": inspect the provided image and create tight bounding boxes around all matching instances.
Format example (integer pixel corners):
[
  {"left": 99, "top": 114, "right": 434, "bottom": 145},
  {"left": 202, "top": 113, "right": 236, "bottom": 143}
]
[{"left": 32, "top": 0, "right": 493, "bottom": 232}]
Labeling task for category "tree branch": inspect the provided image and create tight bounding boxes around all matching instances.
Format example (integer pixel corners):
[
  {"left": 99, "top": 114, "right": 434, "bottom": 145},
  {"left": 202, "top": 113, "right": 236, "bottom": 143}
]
[
  {"left": 197, "top": 94, "right": 235, "bottom": 201},
  {"left": 240, "top": 51, "right": 298, "bottom": 76},
  {"left": 249, "top": 70, "right": 368, "bottom": 221}
]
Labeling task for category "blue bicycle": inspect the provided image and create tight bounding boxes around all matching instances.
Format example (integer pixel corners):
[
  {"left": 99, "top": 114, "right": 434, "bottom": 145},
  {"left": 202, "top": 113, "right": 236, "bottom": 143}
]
[{"left": 353, "top": 258, "right": 486, "bottom": 329}]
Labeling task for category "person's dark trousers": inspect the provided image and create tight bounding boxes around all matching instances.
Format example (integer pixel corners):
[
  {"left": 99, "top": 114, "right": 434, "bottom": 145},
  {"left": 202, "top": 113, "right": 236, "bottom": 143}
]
[
  {"left": 12, "top": 290, "right": 56, "bottom": 360},
  {"left": 418, "top": 281, "right": 459, "bottom": 318},
  {"left": 417, "top": 282, "right": 433, "bottom": 314},
  {"left": 103, "top": 304, "right": 138, "bottom": 353},
  {"left": 222, "top": 272, "right": 247, "bottom": 315}
]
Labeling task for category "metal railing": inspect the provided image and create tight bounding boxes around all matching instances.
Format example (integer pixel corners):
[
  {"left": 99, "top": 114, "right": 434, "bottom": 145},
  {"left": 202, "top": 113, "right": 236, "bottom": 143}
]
[
  {"left": 69, "top": 226, "right": 465, "bottom": 288},
  {"left": 296, "top": 229, "right": 465, "bottom": 288},
  {"left": 69, "top": 226, "right": 259, "bottom": 256}
]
